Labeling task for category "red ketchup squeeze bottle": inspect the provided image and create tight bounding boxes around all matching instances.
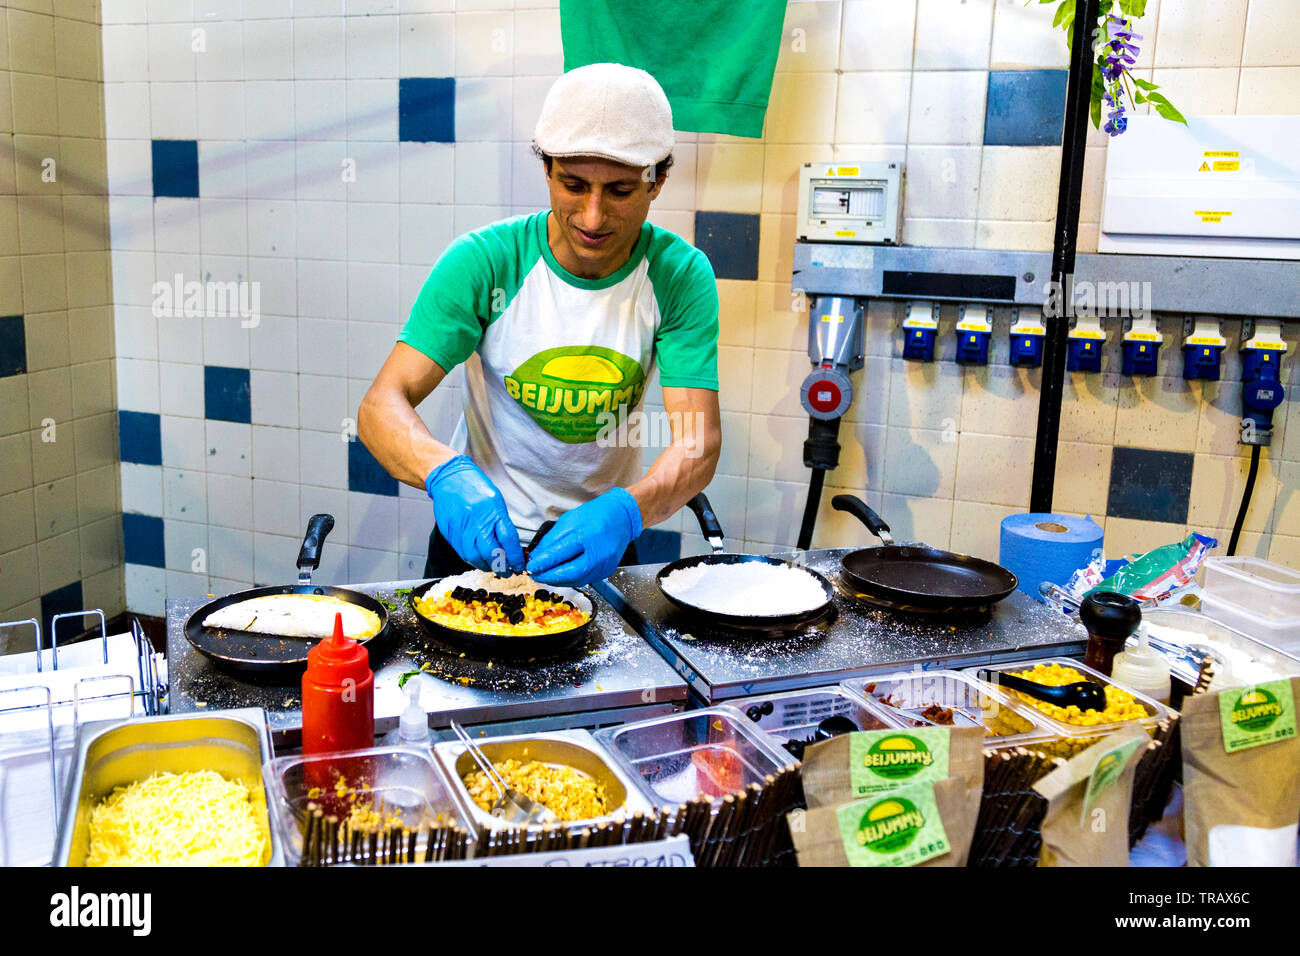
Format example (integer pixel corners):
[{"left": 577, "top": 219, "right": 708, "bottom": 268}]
[{"left": 301, "top": 612, "right": 375, "bottom": 755}]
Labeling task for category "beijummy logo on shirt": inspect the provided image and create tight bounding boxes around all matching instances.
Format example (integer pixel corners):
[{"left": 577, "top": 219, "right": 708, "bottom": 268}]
[{"left": 505, "top": 345, "right": 647, "bottom": 444}]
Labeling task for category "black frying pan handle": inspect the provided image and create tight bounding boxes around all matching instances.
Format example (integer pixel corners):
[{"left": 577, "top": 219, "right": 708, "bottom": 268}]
[
  {"left": 297, "top": 514, "right": 336, "bottom": 578},
  {"left": 686, "top": 493, "right": 726, "bottom": 542},
  {"left": 831, "top": 495, "right": 892, "bottom": 543}
]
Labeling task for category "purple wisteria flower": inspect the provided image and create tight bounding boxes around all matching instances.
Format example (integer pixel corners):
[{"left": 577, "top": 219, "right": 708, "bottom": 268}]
[{"left": 1101, "top": 14, "right": 1142, "bottom": 136}]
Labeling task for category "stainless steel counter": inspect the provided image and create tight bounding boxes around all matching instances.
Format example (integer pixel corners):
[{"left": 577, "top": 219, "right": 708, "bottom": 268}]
[
  {"left": 598, "top": 549, "right": 1089, "bottom": 702},
  {"left": 166, "top": 580, "right": 690, "bottom": 746}
]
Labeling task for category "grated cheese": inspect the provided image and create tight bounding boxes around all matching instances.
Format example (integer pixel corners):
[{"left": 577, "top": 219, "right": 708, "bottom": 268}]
[{"left": 86, "top": 770, "right": 268, "bottom": 867}]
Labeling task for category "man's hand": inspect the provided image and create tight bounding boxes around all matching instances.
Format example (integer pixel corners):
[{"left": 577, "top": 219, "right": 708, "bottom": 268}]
[
  {"left": 525, "top": 488, "right": 643, "bottom": 587},
  {"left": 425, "top": 455, "right": 525, "bottom": 574}
]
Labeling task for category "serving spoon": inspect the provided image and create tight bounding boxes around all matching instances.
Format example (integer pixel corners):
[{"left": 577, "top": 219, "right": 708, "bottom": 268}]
[
  {"left": 449, "top": 720, "right": 557, "bottom": 825},
  {"left": 977, "top": 669, "right": 1108, "bottom": 712}
]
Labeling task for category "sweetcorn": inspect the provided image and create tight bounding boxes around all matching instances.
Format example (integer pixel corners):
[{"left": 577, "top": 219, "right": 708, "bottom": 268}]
[
  {"left": 416, "top": 592, "right": 588, "bottom": 636},
  {"left": 1006, "top": 662, "right": 1149, "bottom": 726},
  {"left": 463, "top": 759, "right": 609, "bottom": 822}
]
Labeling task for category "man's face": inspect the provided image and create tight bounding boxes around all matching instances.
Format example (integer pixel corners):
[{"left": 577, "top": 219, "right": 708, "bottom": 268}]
[{"left": 545, "top": 156, "right": 664, "bottom": 279}]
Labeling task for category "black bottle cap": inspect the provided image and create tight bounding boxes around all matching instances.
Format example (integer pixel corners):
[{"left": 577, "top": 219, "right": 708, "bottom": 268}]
[{"left": 1079, "top": 590, "right": 1142, "bottom": 639}]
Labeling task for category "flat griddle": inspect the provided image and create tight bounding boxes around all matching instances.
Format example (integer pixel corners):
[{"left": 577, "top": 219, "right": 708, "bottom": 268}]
[
  {"left": 184, "top": 514, "right": 390, "bottom": 676},
  {"left": 832, "top": 495, "right": 1018, "bottom": 612}
]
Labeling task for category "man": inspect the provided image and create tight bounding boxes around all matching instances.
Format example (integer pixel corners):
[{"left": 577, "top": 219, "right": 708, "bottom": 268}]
[{"left": 358, "top": 63, "right": 721, "bottom": 588}]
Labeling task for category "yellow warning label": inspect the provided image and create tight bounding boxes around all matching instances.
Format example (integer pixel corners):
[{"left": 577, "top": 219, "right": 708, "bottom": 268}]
[
  {"left": 1198, "top": 162, "right": 1210, "bottom": 171},
  {"left": 1204, "top": 151, "right": 1240, "bottom": 158},
  {"left": 1187, "top": 336, "right": 1226, "bottom": 346},
  {"left": 1069, "top": 330, "right": 1106, "bottom": 340},
  {"left": 1125, "top": 331, "right": 1161, "bottom": 342},
  {"left": 836, "top": 167, "right": 860, "bottom": 177},
  {"left": 1194, "top": 210, "right": 1233, "bottom": 216},
  {"left": 834, "top": 229, "right": 857, "bottom": 237},
  {"left": 1212, "top": 160, "right": 1240, "bottom": 171}
]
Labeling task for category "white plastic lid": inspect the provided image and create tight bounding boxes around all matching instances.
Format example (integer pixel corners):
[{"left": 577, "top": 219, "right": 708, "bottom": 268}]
[{"left": 399, "top": 680, "right": 428, "bottom": 742}]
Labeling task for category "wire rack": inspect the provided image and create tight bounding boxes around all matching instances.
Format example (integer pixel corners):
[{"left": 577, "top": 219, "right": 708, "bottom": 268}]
[{"left": 0, "top": 610, "right": 167, "bottom": 866}]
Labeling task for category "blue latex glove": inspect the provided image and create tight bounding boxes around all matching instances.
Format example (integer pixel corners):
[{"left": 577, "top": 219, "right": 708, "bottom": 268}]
[
  {"left": 525, "top": 488, "right": 643, "bottom": 587},
  {"left": 424, "top": 456, "right": 525, "bottom": 574}
]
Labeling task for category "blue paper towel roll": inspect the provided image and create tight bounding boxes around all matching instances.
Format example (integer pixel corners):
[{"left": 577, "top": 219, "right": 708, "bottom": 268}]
[{"left": 1000, "top": 513, "right": 1104, "bottom": 601}]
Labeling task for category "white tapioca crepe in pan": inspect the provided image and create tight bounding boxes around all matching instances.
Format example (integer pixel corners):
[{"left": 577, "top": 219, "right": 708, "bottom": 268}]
[{"left": 201, "top": 593, "right": 383, "bottom": 639}]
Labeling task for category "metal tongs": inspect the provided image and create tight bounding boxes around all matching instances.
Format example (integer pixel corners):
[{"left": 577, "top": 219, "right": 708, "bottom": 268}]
[{"left": 449, "top": 720, "right": 557, "bottom": 825}]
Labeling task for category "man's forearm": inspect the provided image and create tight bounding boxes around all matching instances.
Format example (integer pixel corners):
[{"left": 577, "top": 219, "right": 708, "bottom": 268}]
[
  {"left": 626, "top": 434, "right": 720, "bottom": 529},
  {"left": 357, "top": 387, "right": 458, "bottom": 489}
]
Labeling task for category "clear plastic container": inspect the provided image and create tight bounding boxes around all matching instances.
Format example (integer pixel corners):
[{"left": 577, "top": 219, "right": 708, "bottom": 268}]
[
  {"left": 263, "top": 745, "right": 473, "bottom": 866},
  {"left": 1202, "top": 556, "right": 1300, "bottom": 621},
  {"left": 840, "top": 670, "right": 1048, "bottom": 746},
  {"left": 729, "top": 686, "right": 907, "bottom": 758},
  {"left": 1144, "top": 607, "right": 1300, "bottom": 690},
  {"left": 1199, "top": 591, "right": 1300, "bottom": 654},
  {"left": 593, "top": 705, "right": 793, "bottom": 807},
  {"left": 964, "top": 657, "right": 1176, "bottom": 740}
]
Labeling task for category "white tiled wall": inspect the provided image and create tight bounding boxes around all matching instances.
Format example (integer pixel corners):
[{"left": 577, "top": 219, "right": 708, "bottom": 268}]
[
  {"left": 68, "top": 0, "right": 1300, "bottom": 620},
  {"left": 1, "top": 0, "right": 121, "bottom": 633}
]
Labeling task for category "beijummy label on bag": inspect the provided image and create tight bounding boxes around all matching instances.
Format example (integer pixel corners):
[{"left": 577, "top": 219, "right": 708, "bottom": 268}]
[
  {"left": 836, "top": 781, "right": 951, "bottom": 867},
  {"left": 1081, "top": 736, "right": 1145, "bottom": 824},
  {"left": 1220, "top": 680, "right": 1297, "bottom": 753},
  {"left": 848, "top": 728, "right": 950, "bottom": 797}
]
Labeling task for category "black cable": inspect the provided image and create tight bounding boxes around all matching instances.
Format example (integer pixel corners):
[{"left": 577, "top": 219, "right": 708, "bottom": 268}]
[
  {"left": 797, "top": 467, "right": 825, "bottom": 552},
  {"left": 1227, "top": 444, "right": 1261, "bottom": 556}
]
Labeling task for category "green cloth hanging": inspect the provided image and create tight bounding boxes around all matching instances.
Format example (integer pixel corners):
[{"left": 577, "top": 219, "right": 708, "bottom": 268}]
[{"left": 558, "top": 0, "right": 788, "bottom": 138}]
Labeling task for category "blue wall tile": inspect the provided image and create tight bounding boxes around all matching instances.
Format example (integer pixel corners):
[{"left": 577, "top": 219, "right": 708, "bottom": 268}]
[
  {"left": 123, "top": 513, "right": 166, "bottom": 568},
  {"left": 637, "top": 529, "right": 682, "bottom": 564},
  {"left": 204, "top": 365, "right": 251, "bottom": 423},
  {"left": 0, "top": 315, "right": 26, "bottom": 377},
  {"left": 151, "top": 139, "right": 200, "bottom": 197},
  {"left": 41, "top": 580, "right": 84, "bottom": 645},
  {"left": 399, "top": 78, "right": 455, "bottom": 143},
  {"left": 347, "top": 439, "right": 398, "bottom": 496},
  {"left": 984, "top": 70, "right": 1069, "bottom": 147},
  {"left": 694, "top": 211, "right": 760, "bottom": 281},
  {"left": 1107, "top": 447, "right": 1194, "bottom": 524},
  {"left": 118, "top": 410, "right": 163, "bottom": 465}
]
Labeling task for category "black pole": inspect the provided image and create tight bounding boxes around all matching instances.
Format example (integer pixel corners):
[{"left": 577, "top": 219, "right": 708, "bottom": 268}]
[{"left": 1030, "top": 0, "right": 1101, "bottom": 513}]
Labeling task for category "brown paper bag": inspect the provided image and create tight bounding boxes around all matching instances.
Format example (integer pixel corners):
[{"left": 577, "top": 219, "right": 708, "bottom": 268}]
[
  {"left": 1182, "top": 676, "right": 1300, "bottom": 867},
  {"left": 801, "top": 725, "right": 984, "bottom": 809},
  {"left": 790, "top": 775, "right": 979, "bottom": 867},
  {"left": 1033, "top": 726, "right": 1147, "bottom": 867}
]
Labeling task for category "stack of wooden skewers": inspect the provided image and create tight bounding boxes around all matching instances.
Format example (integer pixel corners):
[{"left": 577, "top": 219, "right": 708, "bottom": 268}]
[
  {"left": 970, "top": 713, "right": 1182, "bottom": 867},
  {"left": 299, "top": 801, "right": 472, "bottom": 866},
  {"left": 970, "top": 747, "right": 1056, "bottom": 867},
  {"left": 298, "top": 763, "right": 801, "bottom": 866}
]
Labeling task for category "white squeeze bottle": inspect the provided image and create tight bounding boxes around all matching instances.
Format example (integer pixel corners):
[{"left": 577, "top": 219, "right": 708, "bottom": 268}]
[
  {"left": 1110, "top": 624, "right": 1172, "bottom": 703},
  {"left": 383, "top": 679, "right": 433, "bottom": 749}
]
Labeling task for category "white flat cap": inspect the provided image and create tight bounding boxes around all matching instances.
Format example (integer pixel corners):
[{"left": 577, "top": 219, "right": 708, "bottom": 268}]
[{"left": 533, "top": 63, "right": 674, "bottom": 169}]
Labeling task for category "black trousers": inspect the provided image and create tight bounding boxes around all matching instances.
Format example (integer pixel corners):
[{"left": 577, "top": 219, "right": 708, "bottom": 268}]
[{"left": 423, "top": 524, "right": 641, "bottom": 579}]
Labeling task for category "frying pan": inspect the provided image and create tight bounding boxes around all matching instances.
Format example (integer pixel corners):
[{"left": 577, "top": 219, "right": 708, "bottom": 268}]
[
  {"left": 832, "top": 495, "right": 1018, "bottom": 612},
  {"left": 654, "top": 494, "right": 835, "bottom": 630},
  {"left": 407, "top": 521, "right": 596, "bottom": 660},
  {"left": 185, "top": 514, "right": 391, "bottom": 676}
]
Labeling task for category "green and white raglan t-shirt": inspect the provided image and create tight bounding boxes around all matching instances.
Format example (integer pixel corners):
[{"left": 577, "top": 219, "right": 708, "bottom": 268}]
[{"left": 399, "top": 210, "right": 719, "bottom": 535}]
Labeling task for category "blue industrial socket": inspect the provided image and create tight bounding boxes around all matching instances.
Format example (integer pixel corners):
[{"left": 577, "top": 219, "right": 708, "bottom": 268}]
[
  {"left": 1241, "top": 348, "right": 1285, "bottom": 445},
  {"left": 1181, "top": 343, "right": 1225, "bottom": 381},
  {"left": 1067, "top": 338, "right": 1101, "bottom": 373},
  {"left": 954, "top": 330, "right": 991, "bottom": 365},
  {"left": 1121, "top": 340, "right": 1160, "bottom": 376},
  {"left": 1009, "top": 334, "right": 1045, "bottom": 368},
  {"left": 903, "top": 327, "right": 937, "bottom": 362}
]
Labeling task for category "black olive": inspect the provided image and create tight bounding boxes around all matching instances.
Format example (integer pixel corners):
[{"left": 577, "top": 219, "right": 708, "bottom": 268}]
[{"left": 813, "top": 716, "right": 859, "bottom": 741}]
